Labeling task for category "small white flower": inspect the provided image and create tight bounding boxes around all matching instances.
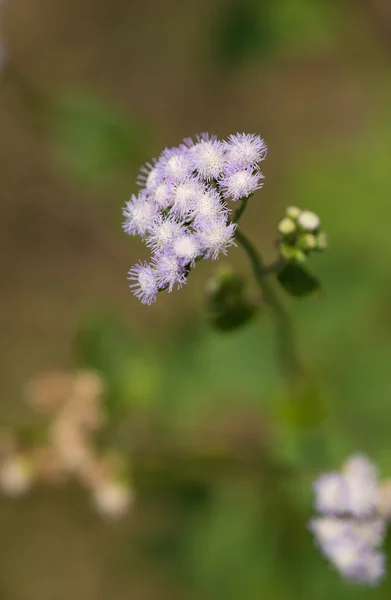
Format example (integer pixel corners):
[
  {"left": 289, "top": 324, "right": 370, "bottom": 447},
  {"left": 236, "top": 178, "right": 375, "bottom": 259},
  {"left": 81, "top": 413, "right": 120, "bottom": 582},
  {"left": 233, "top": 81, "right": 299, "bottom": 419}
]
[
  {"left": 92, "top": 480, "right": 133, "bottom": 521},
  {"left": 190, "top": 139, "right": 227, "bottom": 180},
  {"left": 172, "top": 233, "right": 200, "bottom": 264},
  {"left": 297, "top": 211, "right": 321, "bottom": 232},
  {"left": 0, "top": 454, "right": 34, "bottom": 497},
  {"left": 314, "top": 472, "right": 349, "bottom": 515}
]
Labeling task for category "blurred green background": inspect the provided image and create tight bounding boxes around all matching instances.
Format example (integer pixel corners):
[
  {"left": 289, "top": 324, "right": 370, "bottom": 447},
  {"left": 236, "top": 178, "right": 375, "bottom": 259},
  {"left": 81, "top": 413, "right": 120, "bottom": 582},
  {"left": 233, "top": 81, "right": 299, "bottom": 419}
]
[{"left": 1, "top": 0, "right": 391, "bottom": 598}]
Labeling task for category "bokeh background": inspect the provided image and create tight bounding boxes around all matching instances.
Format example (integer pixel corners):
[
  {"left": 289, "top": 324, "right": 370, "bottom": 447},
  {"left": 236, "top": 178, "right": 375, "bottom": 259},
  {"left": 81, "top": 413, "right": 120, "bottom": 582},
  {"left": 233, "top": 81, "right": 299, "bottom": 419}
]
[{"left": 1, "top": 0, "right": 391, "bottom": 598}]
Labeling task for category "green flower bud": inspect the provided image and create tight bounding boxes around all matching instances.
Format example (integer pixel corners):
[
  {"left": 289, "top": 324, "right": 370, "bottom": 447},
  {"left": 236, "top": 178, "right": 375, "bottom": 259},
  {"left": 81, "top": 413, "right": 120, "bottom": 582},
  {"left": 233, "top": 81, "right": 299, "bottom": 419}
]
[
  {"left": 298, "top": 233, "right": 317, "bottom": 251},
  {"left": 316, "top": 232, "right": 328, "bottom": 251},
  {"left": 277, "top": 217, "right": 296, "bottom": 236},
  {"left": 285, "top": 206, "right": 301, "bottom": 219}
]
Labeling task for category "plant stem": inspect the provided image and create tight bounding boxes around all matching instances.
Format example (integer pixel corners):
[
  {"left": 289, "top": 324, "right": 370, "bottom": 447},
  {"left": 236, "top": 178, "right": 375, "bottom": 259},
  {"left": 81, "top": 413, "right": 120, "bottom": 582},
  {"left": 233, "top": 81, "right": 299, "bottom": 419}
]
[{"left": 235, "top": 228, "right": 303, "bottom": 383}]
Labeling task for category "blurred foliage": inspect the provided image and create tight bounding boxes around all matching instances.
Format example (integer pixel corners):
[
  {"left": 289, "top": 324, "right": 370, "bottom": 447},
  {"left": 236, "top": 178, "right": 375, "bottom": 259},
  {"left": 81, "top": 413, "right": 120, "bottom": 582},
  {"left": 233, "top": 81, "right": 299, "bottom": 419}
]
[
  {"left": 277, "top": 262, "right": 322, "bottom": 297},
  {"left": 213, "top": 0, "right": 340, "bottom": 66},
  {"left": 54, "top": 92, "right": 145, "bottom": 182}
]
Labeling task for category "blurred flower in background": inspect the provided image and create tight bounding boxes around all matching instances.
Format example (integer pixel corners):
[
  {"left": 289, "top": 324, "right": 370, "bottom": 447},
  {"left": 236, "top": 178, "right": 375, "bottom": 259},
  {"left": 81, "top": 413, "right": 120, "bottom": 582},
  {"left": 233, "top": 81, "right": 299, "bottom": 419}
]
[
  {"left": 310, "top": 454, "right": 391, "bottom": 585},
  {"left": 0, "top": 369, "right": 133, "bottom": 521}
]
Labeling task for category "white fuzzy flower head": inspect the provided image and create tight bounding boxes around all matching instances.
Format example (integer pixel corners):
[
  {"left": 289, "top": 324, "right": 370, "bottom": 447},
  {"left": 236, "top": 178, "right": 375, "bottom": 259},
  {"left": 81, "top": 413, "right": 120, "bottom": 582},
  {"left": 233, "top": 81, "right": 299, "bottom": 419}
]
[
  {"left": 190, "top": 188, "right": 228, "bottom": 224},
  {"left": 297, "top": 210, "right": 321, "bottom": 232},
  {"left": 190, "top": 139, "right": 227, "bottom": 180},
  {"left": 343, "top": 454, "right": 379, "bottom": 518},
  {"left": 196, "top": 218, "right": 237, "bottom": 260},
  {"left": 136, "top": 160, "right": 160, "bottom": 191},
  {"left": 158, "top": 146, "right": 192, "bottom": 184},
  {"left": 225, "top": 133, "right": 267, "bottom": 168},
  {"left": 172, "top": 232, "right": 200, "bottom": 264},
  {"left": 313, "top": 472, "right": 349, "bottom": 515},
  {"left": 171, "top": 177, "right": 205, "bottom": 218},
  {"left": 309, "top": 516, "right": 349, "bottom": 548},
  {"left": 146, "top": 215, "right": 182, "bottom": 251},
  {"left": 0, "top": 454, "right": 34, "bottom": 497},
  {"left": 152, "top": 182, "right": 173, "bottom": 210},
  {"left": 122, "top": 192, "right": 158, "bottom": 238},
  {"left": 153, "top": 250, "right": 187, "bottom": 292},
  {"left": 92, "top": 480, "right": 133, "bottom": 521},
  {"left": 128, "top": 261, "right": 158, "bottom": 305},
  {"left": 219, "top": 167, "right": 263, "bottom": 201}
]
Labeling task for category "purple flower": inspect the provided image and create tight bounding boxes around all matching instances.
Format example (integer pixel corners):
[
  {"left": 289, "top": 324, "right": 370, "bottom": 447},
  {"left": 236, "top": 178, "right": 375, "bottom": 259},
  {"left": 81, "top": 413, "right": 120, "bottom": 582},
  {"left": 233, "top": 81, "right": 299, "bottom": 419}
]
[
  {"left": 122, "top": 132, "right": 267, "bottom": 303},
  {"left": 152, "top": 250, "right": 187, "bottom": 292},
  {"left": 150, "top": 181, "right": 173, "bottom": 210},
  {"left": 190, "top": 187, "right": 229, "bottom": 226},
  {"left": 128, "top": 262, "right": 158, "bottom": 305},
  {"left": 122, "top": 191, "right": 158, "bottom": 238},
  {"left": 171, "top": 231, "right": 200, "bottom": 265},
  {"left": 224, "top": 133, "right": 267, "bottom": 169},
  {"left": 136, "top": 159, "right": 160, "bottom": 191},
  {"left": 310, "top": 454, "right": 387, "bottom": 586},
  {"left": 189, "top": 137, "right": 227, "bottom": 180},
  {"left": 313, "top": 472, "right": 350, "bottom": 515},
  {"left": 219, "top": 167, "right": 264, "bottom": 201},
  {"left": 145, "top": 214, "right": 183, "bottom": 252},
  {"left": 171, "top": 176, "right": 205, "bottom": 219},
  {"left": 157, "top": 145, "right": 193, "bottom": 184},
  {"left": 196, "top": 217, "right": 237, "bottom": 260}
]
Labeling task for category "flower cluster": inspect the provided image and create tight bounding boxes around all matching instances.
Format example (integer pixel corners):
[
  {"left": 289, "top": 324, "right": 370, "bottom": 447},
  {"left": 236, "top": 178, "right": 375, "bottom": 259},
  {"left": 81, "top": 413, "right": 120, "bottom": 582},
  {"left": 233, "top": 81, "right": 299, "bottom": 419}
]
[
  {"left": 277, "top": 206, "right": 327, "bottom": 264},
  {"left": 309, "top": 454, "right": 390, "bottom": 585},
  {"left": 123, "top": 133, "right": 267, "bottom": 304},
  {"left": 0, "top": 370, "right": 132, "bottom": 521}
]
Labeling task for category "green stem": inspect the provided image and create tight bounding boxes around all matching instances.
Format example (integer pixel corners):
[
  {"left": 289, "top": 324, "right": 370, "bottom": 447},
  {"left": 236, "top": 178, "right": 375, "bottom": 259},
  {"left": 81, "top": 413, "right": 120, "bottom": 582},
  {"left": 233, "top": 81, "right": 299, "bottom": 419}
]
[
  {"left": 233, "top": 196, "right": 250, "bottom": 224},
  {"left": 235, "top": 228, "right": 303, "bottom": 383}
]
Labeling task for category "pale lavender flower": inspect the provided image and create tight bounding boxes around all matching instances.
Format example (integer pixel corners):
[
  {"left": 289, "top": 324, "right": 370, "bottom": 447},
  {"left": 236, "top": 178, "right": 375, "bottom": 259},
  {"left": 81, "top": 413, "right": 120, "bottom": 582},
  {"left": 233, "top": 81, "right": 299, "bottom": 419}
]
[
  {"left": 127, "top": 262, "right": 158, "bottom": 305},
  {"left": 136, "top": 159, "right": 160, "bottom": 191},
  {"left": 313, "top": 472, "right": 349, "bottom": 515},
  {"left": 122, "top": 191, "right": 158, "bottom": 238},
  {"left": 343, "top": 454, "right": 380, "bottom": 518},
  {"left": 309, "top": 517, "right": 386, "bottom": 585},
  {"left": 157, "top": 145, "right": 193, "bottom": 184},
  {"left": 145, "top": 215, "right": 183, "bottom": 252},
  {"left": 224, "top": 133, "right": 267, "bottom": 168},
  {"left": 123, "top": 132, "right": 267, "bottom": 303},
  {"left": 219, "top": 167, "right": 264, "bottom": 201},
  {"left": 150, "top": 181, "right": 173, "bottom": 210},
  {"left": 196, "top": 218, "right": 237, "bottom": 260},
  {"left": 152, "top": 250, "right": 187, "bottom": 292},
  {"left": 172, "top": 231, "right": 200, "bottom": 265},
  {"left": 190, "top": 187, "right": 229, "bottom": 225},
  {"left": 171, "top": 176, "right": 205, "bottom": 219},
  {"left": 190, "top": 137, "right": 227, "bottom": 180},
  {"left": 310, "top": 454, "right": 387, "bottom": 586}
]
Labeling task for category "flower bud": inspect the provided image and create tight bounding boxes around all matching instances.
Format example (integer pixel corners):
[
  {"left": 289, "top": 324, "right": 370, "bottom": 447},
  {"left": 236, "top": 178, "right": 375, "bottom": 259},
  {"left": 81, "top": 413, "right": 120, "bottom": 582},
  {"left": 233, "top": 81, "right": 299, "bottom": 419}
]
[
  {"left": 298, "top": 233, "right": 317, "bottom": 251},
  {"left": 92, "top": 479, "right": 133, "bottom": 521},
  {"left": 285, "top": 206, "right": 301, "bottom": 219},
  {"left": 297, "top": 210, "right": 321, "bottom": 232},
  {"left": 277, "top": 217, "right": 296, "bottom": 236}
]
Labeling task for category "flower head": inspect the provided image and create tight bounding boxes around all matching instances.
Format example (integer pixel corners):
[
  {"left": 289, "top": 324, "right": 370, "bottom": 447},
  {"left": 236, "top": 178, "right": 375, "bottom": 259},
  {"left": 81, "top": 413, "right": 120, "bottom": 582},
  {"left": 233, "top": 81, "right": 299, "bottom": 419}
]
[
  {"left": 196, "top": 217, "right": 237, "bottom": 260},
  {"left": 310, "top": 453, "right": 387, "bottom": 586},
  {"left": 146, "top": 215, "right": 183, "bottom": 252},
  {"left": 219, "top": 167, "right": 264, "bottom": 201},
  {"left": 127, "top": 262, "right": 158, "bottom": 305},
  {"left": 190, "top": 137, "right": 227, "bottom": 180},
  {"left": 152, "top": 250, "right": 187, "bottom": 292},
  {"left": 122, "top": 191, "right": 158, "bottom": 238},
  {"left": 123, "top": 132, "right": 267, "bottom": 304},
  {"left": 157, "top": 145, "right": 193, "bottom": 184},
  {"left": 172, "top": 232, "right": 200, "bottom": 265},
  {"left": 224, "top": 133, "right": 267, "bottom": 169}
]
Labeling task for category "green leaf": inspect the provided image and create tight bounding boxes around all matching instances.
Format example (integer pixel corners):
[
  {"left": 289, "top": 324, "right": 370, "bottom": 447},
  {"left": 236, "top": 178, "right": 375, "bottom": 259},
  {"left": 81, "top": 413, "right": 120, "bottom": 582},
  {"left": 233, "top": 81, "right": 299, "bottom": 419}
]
[
  {"left": 277, "top": 263, "right": 322, "bottom": 297},
  {"left": 73, "top": 314, "right": 159, "bottom": 418},
  {"left": 53, "top": 92, "right": 145, "bottom": 180}
]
